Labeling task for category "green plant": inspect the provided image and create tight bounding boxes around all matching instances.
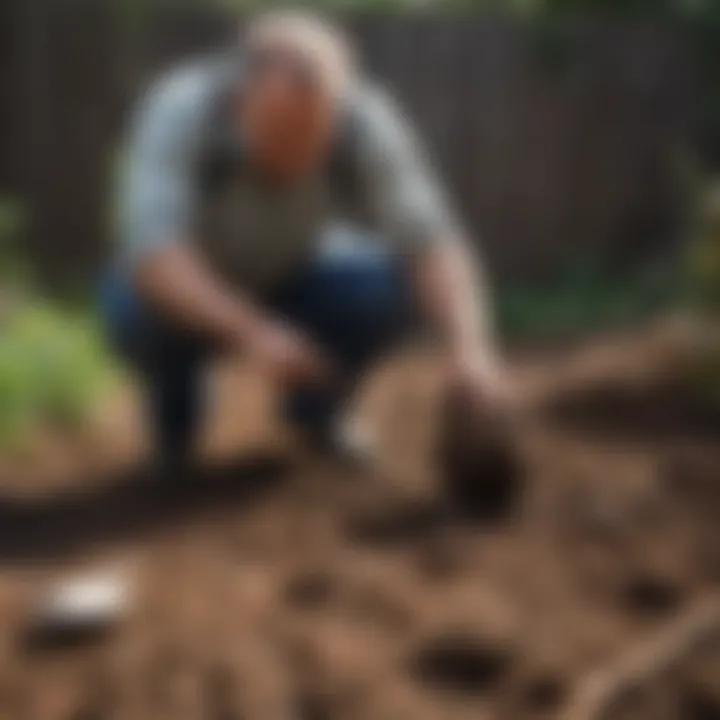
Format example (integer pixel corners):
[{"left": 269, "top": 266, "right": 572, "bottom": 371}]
[
  {"left": 497, "top": 256, "right": 680, "bottom": 341},
  {"left": 0, "top": 304, "right": 117, "bottom": 452},
  {"left": 0, "top": 196, "right": 117, "bottom": 454}
]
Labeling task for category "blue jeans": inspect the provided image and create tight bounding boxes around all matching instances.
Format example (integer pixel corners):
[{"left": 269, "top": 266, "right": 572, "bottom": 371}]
[{"left": 100, "top": 241, "right": 412, "bottom": 460}]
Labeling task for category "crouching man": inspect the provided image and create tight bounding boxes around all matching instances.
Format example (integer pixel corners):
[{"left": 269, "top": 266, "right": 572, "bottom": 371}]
[{"left": 102, "top": 11, "right": 510, "bottom": 475}]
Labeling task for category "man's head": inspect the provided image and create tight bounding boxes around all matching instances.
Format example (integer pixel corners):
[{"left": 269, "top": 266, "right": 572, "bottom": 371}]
[{"left": 238, "top": 11, "right": 356, "bottom": 182}]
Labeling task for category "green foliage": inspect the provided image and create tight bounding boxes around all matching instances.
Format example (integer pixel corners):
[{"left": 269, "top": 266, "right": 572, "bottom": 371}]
[
  {"left": 0, "top": 304, "right": 116, "bottom": 452},
  {"left": 498, "top": 257, "right": 679, "bottom": 341},
  {"left": 0, "top": 196, "right": 117, "bottom": 454}
]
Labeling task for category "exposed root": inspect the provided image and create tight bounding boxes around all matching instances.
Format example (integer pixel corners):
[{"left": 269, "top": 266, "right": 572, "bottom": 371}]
[{"left": 562, "top": 598, "right": 720, "bottom": 720}]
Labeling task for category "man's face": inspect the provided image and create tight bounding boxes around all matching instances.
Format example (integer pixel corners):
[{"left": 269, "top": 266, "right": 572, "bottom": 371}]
[{"left": 240, "top": 46, "right": 337, "bottom": 183}]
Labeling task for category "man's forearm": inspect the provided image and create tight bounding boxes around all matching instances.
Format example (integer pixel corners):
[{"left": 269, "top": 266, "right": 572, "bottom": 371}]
[
  {"left": 133, "top": 243, "right": 263, "bottom": 348},
  {"left": 411, "top": 238, "right": 498, "bottom": 372}
]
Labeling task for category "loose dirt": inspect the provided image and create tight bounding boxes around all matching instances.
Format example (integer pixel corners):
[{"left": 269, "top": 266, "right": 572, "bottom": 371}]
[{"left": 0, "top": 323, "right": 717, "bottom": 720}]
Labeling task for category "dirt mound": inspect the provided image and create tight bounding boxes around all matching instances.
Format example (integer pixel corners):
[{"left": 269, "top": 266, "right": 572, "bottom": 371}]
[{"left": 0, "top": 331, "right": 718, "bottom": 719}]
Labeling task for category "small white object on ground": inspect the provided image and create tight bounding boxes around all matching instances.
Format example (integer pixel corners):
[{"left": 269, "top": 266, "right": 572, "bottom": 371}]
[
  {"left": 331, "top": 416, "right": 379, "bottom": 471},
  {"left": 31, "top": 568, "right": 131, "bottom": 637}
]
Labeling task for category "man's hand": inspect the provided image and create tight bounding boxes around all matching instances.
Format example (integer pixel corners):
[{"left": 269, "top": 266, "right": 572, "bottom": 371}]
[
  {"left": 439, "top": 351, "right": 523, "bottom": 521},
  {"left": 245, "top": 317, "right": 333, "bottom": 388},
  {"left": 134, "top": 245, "right": 334, "bottom": 389}
]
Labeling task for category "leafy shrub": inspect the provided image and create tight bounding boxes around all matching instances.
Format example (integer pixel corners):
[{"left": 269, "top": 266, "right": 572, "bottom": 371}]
[
  {"left": 0, "top": 196, "right": 117, "bottom": 454},
  {"left": 0, "top": 304, "right": 116, "bottom": 452}
]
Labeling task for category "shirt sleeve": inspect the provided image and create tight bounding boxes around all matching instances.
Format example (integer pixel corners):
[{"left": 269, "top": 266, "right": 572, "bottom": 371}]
[
  {"left": 354, "top": 85, "right": 461, "bottom": 251},
  {"left": 116, "top": 66, "right": 210, "bottom": 267}
]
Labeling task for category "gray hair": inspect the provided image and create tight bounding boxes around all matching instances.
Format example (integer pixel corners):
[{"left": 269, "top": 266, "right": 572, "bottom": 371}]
[{"left": 243, "top": 10, "right": 356, "bottom": 99}]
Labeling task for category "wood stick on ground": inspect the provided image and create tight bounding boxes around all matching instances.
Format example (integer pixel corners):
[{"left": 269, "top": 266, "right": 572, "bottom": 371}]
[{"left": 562, "top": 597, "right": 720, "bottom": 720}]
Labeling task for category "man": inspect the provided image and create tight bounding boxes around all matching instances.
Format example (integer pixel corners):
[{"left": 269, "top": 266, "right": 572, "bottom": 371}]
[{"left": 102, "top": 10, "right": 508, "bottom": 474}]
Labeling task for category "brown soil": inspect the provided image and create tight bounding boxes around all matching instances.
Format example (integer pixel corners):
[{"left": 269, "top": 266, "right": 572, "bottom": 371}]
[{"left": 0, "top": 323, "right": 718, "bottom": 720}]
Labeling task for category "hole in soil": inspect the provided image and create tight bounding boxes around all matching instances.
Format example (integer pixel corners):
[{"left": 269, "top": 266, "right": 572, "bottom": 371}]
[
  {"left": 409, "top": 634, "right": 512, "bottom": 696},
  {"left": 437, "top": 393, "right": 524, "bottom": 523},
  {"left": 621, "top": 574, "right": 683, "bottom": 618},
  {"left": 284, "top": 572, "right": 337, "bottom": 610},
  {"left": 345, "top": 500, "right": 445, "bottom": 548},
  {"left": 20, "top": 621, "right": 116, "bottom": 655},
  {"left": 441, "top": 443, "right": 524, "bottom": 523}
]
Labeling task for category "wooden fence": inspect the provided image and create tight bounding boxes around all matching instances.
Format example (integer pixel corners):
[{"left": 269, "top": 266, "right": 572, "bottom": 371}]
[{"left": 0, "top": 6, "right": 705, "bottom": 287}]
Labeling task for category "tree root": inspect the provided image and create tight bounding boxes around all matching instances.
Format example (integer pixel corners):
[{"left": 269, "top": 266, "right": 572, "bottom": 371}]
[{"left": 562, "top": 598, "right": 720, "bottom": 720}]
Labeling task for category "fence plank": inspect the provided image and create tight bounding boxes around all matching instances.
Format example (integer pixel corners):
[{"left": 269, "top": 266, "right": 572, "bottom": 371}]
[{"left": 6, "top": 11, "right": 703, "bottom": 287}]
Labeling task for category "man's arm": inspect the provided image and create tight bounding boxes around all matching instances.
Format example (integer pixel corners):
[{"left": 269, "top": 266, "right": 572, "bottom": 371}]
[
  {"left": 118, "top": 67, "right": 261, "bottom": 347},
  {"left": 411, "top": 236, "right": 500, "bottom": 379},
  {"left": 356, "top": 87, "right": 504, "bottom": 390},
  {"left": 134, "top": 244, "right": 264, "bottom": 348},
  {"left": 118, "top": 67, "right": 325, "bottom": 383}
]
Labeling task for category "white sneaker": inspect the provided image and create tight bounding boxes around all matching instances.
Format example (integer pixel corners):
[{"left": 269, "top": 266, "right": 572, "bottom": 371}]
[
  {"left": 303, "top": 416, "right": 379, "bottom": 473},
  {"left": 331, "top": 417, "right": 379, "bottom": 471}
]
